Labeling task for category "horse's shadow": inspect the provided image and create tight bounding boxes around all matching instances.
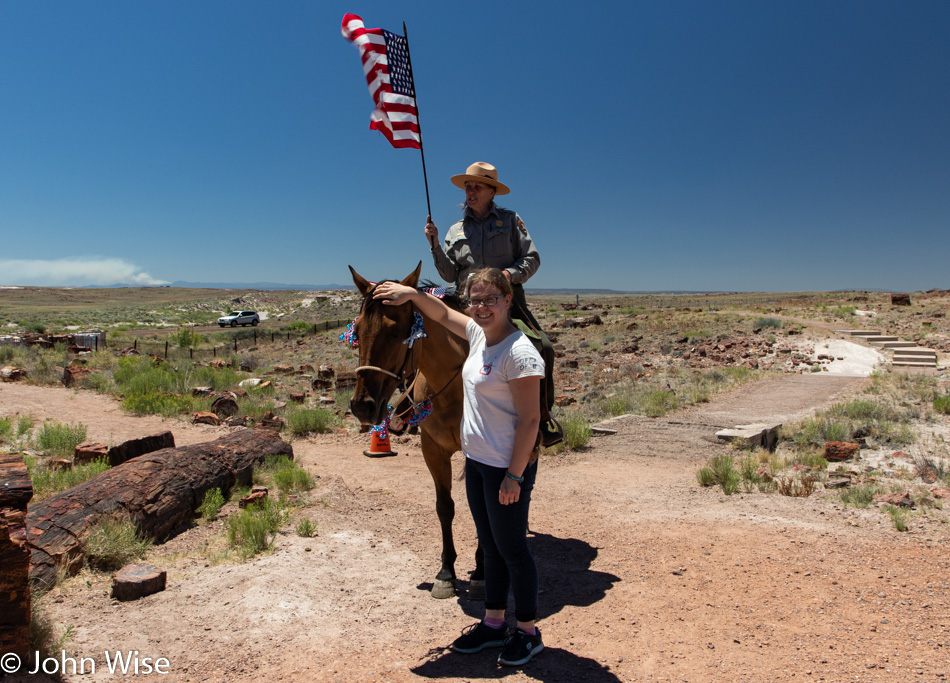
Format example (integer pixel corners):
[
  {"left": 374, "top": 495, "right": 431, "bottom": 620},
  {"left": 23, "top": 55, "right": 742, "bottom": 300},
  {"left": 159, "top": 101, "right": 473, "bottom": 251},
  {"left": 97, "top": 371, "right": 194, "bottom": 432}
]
[{"left": 412, "top": 530, "right": 622, "bottom": 681}]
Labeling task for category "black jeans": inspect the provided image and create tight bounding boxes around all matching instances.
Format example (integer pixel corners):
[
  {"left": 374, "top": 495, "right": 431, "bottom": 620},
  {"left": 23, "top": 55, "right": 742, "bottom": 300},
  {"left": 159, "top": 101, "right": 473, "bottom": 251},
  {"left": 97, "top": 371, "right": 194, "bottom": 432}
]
[{"left": 465, "top": 457, "right": 539, "bottom": 623}]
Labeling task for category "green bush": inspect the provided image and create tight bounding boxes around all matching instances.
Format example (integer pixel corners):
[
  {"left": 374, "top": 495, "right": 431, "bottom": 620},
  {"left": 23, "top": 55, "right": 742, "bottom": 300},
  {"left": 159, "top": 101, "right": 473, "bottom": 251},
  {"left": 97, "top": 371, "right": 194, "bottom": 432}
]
[
  {"left": 227, "top": 499, "right": 287, "bottom": 558},
  {"left": 35, "top": 420, "right": 88, "bottom": 458},
  {"left": 562, "top": 413, "right": 593, "bottom": 450},
  {"left": 260, "top": 455, "right": 314, "bottom": 493},
  {"left": 295, "top": 518, "right": 317, "bottom": 537},
  {"left": 27, "top": 457, "right": 111, "bottom": 501},
  {"left": 934, "top": 395, "right": 950, "bottom": 415},
  {"left": 286, "top": 407, "right": 334, "bottom": 436},
  {"left": 755, "top": 317, "right": 782, "bottom": 329},
  {"left": 0, "top": 416, "right": 12, "bottom": 444},
  {"left": 697, "top": 454, "right": 741, "bottom": 494},
  {"left": 197, "top": 488, "right": 226, "bottom": 520},
  {"left": 882, "top": 504, "right": 908, "bottom": 532},
  {"left": 84, "top": 513, "right": 152, "bottom": 571},
  {"left": 839, "top": 483, "right": 879, "bottom": 508},
  {"left": 287, "top": 321, "right": 312, "bottom": 333},
  {"left": 641, "top": 390, "right": 677, "bottom": 417}
]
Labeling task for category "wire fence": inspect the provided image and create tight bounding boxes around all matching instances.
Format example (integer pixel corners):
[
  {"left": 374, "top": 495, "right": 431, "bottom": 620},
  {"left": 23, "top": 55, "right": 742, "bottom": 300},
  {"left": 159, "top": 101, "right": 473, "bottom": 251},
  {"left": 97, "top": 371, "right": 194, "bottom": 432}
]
[{"left": 98, "top": 319, "right": 352, "bottom": 361}]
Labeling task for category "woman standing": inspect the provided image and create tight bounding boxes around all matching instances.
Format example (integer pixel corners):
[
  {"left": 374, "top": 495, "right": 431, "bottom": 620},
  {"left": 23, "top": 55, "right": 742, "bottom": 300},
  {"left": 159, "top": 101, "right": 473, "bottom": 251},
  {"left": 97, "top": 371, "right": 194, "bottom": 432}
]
[{"left": 373, "top": 268, "right": 545, "bottom": 666}]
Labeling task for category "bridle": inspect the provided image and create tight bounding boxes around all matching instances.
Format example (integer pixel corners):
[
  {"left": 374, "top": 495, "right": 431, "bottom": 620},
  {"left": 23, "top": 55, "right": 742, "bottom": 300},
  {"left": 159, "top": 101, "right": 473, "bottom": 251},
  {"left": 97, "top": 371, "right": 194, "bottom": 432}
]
[{"left": 353, "top": 292, "right": 461, "bottom": 420}]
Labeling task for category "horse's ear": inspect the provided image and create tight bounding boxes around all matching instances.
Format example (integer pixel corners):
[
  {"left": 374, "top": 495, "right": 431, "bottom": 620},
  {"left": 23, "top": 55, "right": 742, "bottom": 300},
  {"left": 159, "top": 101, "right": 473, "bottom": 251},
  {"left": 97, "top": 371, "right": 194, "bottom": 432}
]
[
  {"left": 401, "top": 261, "right": 422, "bottom": 289},
  {"left": 349, "top": 265, "right": 373, "bottom": 297}
]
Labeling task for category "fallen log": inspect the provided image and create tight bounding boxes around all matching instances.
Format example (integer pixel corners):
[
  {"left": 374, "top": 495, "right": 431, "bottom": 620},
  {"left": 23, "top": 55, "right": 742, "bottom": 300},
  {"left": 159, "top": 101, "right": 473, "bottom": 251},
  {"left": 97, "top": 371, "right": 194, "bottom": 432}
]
[
  {"left": 0, "top": 452, "right": 33, "bottom": 659},
  {"left": 26, "top": 429, "right": 293, "bottom": 589}
]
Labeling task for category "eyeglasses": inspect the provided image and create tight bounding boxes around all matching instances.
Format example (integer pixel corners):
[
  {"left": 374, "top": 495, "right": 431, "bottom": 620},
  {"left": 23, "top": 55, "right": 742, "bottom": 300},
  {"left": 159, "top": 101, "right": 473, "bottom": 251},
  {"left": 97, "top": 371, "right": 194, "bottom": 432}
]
[{"left": 467, "top": 296, "right": 503, "bottom": 308}]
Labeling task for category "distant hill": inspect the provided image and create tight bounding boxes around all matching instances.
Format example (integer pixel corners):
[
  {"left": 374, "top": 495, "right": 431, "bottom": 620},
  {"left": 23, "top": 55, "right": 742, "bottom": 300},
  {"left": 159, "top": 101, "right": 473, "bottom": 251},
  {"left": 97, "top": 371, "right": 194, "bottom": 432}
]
[{"left": 168, "top": 281, "right": 352, "bottom": 291}]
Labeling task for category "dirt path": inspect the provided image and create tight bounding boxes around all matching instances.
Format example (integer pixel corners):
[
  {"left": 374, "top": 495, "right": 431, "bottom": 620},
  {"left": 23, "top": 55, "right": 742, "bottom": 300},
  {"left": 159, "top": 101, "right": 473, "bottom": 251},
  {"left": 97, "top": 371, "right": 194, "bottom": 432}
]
[{"left": 3, "top": 376, "right": 949, "bottom": 682}]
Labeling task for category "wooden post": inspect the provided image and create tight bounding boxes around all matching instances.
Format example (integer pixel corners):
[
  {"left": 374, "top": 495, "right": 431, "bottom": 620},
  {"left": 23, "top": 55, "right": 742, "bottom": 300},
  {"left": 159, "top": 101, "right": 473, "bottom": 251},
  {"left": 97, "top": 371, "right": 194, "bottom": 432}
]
[
  {"left": 233, "top": 337, "right": 238, "bottom": 352},
  {"left": 134, "top": 339, "right": 138, "bottom": 351},
  {"left": 164, "top": 341, "right": 168, "bottom": 359}
]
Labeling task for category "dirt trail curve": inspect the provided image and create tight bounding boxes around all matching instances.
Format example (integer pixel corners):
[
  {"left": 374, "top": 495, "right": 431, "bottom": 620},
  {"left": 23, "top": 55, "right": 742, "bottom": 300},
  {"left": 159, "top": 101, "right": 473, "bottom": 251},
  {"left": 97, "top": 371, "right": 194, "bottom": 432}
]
[{"left": 2, "top": 376, "right": 949, "bottom": 683}]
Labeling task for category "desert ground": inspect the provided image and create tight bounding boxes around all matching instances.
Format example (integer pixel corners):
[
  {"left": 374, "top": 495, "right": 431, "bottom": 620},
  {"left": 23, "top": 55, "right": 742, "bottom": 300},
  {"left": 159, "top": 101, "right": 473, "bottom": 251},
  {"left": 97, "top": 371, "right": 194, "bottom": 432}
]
[{"left": 3, "top": 362, "right": 949, "bottom": 682}]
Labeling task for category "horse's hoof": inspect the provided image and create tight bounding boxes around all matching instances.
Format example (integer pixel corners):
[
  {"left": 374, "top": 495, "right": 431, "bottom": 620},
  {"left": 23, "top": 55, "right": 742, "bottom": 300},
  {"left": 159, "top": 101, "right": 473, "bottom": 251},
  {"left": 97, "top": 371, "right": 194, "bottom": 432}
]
[
  {"left": 431, "top": 580, "right": 456, "bottom": 599},
  {"left": 468, "top": 579, "right": 486, "bottom": 601}
]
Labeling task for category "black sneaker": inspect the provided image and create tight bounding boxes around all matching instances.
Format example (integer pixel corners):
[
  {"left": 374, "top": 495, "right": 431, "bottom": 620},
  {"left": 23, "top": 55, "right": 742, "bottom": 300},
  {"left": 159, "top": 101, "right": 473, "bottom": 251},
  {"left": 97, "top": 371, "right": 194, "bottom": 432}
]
[
  {"left": 450, "top": 621, "right": 507, "bottom": 653},
  {"left": 498, "top": 627, "right": 544, "bottom": 666},
  {"left": 540, "top": 418, "right": 564, "bottom": 447}
]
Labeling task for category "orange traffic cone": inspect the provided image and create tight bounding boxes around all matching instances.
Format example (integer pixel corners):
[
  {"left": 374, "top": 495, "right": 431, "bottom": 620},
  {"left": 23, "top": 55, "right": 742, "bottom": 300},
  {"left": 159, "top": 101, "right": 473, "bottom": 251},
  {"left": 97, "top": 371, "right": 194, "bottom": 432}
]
[{"left": 363, "top": 429, "right": 397, "bottom": 457}]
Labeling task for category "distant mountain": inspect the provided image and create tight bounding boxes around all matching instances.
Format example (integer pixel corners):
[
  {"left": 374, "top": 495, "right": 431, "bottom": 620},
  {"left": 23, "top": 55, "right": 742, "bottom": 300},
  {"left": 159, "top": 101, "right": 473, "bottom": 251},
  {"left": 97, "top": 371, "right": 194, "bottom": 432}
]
[{"left": 168, "top": 281, "right": 353, "bottom": 291}]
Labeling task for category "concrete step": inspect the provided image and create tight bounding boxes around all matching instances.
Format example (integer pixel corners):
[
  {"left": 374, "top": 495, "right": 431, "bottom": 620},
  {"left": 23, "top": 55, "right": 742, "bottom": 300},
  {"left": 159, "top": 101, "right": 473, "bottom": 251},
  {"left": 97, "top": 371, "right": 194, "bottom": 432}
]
[
  {"left": 878, "top": 341, "right": 918, "bottom": 349},
  {"left": 845, "top": 330, "right": 882, "bottom": 337},
  {"left": 892, "top": 347, "right": 938, "bottom": 357},
  {"left": 867, "top": 336, "right": 901, "bottom": 344},
  {"left": 892, "top": 360, "right": 938, "bottom": 367}
]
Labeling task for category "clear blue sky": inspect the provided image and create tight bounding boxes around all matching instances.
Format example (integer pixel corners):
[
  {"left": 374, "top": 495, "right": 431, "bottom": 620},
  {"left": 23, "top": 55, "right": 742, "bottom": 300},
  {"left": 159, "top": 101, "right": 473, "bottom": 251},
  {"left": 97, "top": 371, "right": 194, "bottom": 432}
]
[{"left": 1, "top": 1, "right": 948, "bottom": 292}]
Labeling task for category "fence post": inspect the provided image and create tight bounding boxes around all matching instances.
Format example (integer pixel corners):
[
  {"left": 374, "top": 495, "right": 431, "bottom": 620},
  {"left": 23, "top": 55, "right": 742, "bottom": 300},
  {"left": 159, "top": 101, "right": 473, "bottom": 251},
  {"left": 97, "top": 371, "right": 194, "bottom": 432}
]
[
  {"left": 313, "top": 324, "right": 317, "bottom": 335},
  {"left": 254, "top": 329, "right": 257, "bottom": 344},
  {"left": 134, "top": 339, "right": 137, "bottom": 351},
  {"left": 234, "top": 337, "right": 238, "bottom": 352},
  {"left": 190, "top": 348, "right": 193, "bottom": 359},
  {"left": 164, "top": 341, "right": 168, "bottom": 359},
  {"left": 213, "top": 345, "right": 216, "bottom": 358}
]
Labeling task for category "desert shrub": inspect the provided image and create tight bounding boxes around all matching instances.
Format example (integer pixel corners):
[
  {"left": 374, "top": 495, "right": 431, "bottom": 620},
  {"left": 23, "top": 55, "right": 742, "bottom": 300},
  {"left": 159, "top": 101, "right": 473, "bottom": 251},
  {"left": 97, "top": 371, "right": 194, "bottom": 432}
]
[
  {"left": 601, "top": 394, "right": 633, "bottom": 417},
  {"left": 755, "top": 317, "right": 782, "bottom": 329},
  {"left": 287, "top": 321, "right": 312, "bottom": 333},
  {"left": 831, "top": 306, "right": 857, "bottom": 317},
  {"left": 197, "top": 488, "right": 226, "bottom": 520},
  {"left": 227, "top": 498, "right": 287, "bottom": 558},
  {"left": 35, "top": 420, "right": 88, "bottom": 458},
  {"left": 173, "top": 326, "right": 202, "bottom": 349},
  {"left": 0, "top": 416, "right": 12, "bottom": 444},
  {"left": 641, "top": 390, "right": 678, "bottom": 417},
  {"left": 839, "top": 482, "right": 880, "bottom": 508},
  {"left": 562, "top": 413, "right": 592, "bottom": 450},
  {"left": 189, "top": 364, "right": 242, "bottom": 392},
  {"left": 20, "top": 320, "right": 46, "bottom": 334},
  {"left": 122, "top": 391, "right": 196, "bottom": 417},
  {"left": 27, "top": 457, "right": 111, "bottom": 501},
  {"left": 84, "top": 513, "right": 152, "bottom": 571},
  {"left": 0, "top": 346, "right": 14, "bottom": 363},
  {"left": 882, "top": 504, "right": 909, "bottom": 532},
  {"left": 777, "top": 474, "right": 817, "bottom": 497},
  {"left": 259, "top": 455, "right": 314, "bottom": 493},
  {"left": 934, "top": 395, "right": 950, "bottom": 415},
  {"left": 17, "top": 415, "right": 35, "bottom": 437},
  {"left": 295, "top": 518, "right": 317, "bottom": 537},
  {"left": 697, "top": 454, "right": 741, "bottom": 494},
  {"left": 286, "top": 407, "right": 334, "bottom": 436}
]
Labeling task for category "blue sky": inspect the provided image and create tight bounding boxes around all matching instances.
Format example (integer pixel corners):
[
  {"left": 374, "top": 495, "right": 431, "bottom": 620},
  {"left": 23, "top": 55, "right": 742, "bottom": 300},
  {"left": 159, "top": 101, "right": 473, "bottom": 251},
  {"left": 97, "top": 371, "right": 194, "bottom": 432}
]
[{"left": 1, "top": 1, "right": 948, "bottom": 292}]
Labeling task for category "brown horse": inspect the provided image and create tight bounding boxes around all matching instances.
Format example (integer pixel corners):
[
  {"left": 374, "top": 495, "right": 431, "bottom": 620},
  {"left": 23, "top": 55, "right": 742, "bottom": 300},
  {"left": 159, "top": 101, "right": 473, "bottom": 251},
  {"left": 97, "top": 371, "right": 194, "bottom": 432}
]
[{"left": 348, "top": 262, "right": 482, "bottom": 599}]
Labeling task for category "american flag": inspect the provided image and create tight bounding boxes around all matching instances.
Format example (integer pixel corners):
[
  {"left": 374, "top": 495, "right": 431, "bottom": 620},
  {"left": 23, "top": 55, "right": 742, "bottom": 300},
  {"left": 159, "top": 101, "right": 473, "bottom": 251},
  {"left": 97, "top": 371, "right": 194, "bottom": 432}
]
[{"left": 341, "top": 13, "right": 421, "bottom": 150}]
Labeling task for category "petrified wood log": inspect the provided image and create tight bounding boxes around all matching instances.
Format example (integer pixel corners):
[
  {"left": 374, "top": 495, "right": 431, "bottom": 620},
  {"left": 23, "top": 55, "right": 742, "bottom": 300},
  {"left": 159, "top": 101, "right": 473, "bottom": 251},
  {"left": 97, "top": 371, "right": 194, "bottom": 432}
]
[
  {"left": 111, "top": 563, "right": 167, "bottom": 601},
  {"left": 26, "top": 429, "right": 293, "bottom": 589},
  {"left": 0, "top": 452, "right": 34, "bottom": 659}
]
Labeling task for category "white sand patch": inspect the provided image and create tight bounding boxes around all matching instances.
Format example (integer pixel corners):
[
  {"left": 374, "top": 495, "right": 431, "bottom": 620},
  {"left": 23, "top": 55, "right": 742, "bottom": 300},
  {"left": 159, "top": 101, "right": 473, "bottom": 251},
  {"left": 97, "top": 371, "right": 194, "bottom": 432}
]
[{"left": 810, "top": 339, "right": 884, "bottom": 377}]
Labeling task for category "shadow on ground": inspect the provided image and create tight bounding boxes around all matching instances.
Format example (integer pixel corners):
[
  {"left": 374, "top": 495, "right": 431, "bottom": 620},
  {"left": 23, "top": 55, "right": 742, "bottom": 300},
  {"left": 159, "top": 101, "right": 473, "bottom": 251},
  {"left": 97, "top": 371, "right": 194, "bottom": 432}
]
[{"left": 412, "top": 530, "right": 621, "bottom": 681}]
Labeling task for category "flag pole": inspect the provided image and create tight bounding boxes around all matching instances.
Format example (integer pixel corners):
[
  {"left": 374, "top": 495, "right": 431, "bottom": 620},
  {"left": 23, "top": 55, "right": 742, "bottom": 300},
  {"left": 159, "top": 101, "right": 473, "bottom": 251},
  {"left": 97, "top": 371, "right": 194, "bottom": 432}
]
[{"left": 403, "top": 21, "right": 435, "bottom": 250}]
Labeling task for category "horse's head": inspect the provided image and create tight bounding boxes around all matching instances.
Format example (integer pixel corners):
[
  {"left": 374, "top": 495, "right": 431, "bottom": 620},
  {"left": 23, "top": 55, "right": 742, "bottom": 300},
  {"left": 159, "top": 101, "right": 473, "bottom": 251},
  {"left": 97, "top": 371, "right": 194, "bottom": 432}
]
[{"left": 347, "top": 262, "right": 422, "bottom": 426}]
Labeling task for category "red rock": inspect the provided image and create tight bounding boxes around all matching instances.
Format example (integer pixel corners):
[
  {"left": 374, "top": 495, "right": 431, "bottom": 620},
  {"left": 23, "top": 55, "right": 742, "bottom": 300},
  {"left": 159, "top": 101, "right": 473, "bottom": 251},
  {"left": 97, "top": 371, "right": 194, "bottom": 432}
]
[
  {"left": 554, "top": 395, "right": 576, "bottom": 407},
  {"left": 874, "top": 491, "right": 914, "bottom": 508},
  {"left": 239, "top": 488, "right": 268, "bottom": 509},
  {"left": 289, "top": 392, "right": 306, "bottom": 403},
  {"left": 824, "top": 441, "right": 859, "bottom": 461},
  {"left": 192, "top": 412, "right": 221, "bottom": 426},
  {"left": 74, "top": 441, "right": 109, "bottom": 465}
]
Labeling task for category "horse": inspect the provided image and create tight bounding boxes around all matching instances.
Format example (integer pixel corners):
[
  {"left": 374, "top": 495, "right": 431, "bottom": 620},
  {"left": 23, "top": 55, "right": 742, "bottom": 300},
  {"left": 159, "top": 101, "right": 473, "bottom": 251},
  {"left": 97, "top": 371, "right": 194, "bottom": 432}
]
[{"left": 347, "top": 262, "right": 483, "bottom": 599}]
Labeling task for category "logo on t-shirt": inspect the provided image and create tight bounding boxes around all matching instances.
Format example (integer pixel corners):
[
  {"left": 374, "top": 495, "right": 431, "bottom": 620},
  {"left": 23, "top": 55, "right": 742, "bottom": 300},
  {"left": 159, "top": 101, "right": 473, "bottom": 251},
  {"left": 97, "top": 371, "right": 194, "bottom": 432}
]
[{"left": 480, "top": 361, "right": 494, "bottom": 376}]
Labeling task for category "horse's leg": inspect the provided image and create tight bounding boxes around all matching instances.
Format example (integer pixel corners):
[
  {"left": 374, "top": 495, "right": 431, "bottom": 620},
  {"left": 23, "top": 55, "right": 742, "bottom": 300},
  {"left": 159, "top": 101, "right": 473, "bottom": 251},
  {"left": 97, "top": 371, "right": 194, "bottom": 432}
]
[
  {"left": 468, "top": 542, "right": 486, "bottom": 601},
  {"left": 421, "top": 430, "right": 457, "bottom": 599}
]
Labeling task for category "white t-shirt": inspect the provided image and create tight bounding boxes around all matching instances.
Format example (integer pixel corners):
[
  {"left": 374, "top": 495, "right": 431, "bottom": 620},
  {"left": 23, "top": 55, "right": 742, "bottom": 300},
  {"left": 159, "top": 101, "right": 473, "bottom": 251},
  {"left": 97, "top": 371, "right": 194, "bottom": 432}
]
[{"left": 461, "top": 319, "right": 544, "bottom": 468}]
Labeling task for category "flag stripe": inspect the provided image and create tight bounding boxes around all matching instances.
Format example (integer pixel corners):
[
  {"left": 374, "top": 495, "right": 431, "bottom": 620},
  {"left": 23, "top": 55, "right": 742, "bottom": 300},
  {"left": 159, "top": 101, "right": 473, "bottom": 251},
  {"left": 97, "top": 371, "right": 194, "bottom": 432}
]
[{"left": 342, "top": 13, "right": 421, "bottom": 150}]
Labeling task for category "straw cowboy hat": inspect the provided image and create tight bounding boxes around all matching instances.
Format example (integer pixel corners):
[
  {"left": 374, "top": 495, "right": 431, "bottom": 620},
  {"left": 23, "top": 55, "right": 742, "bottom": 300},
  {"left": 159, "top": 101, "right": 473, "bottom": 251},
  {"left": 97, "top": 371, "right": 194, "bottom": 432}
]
[{"left": 450, "top": 161, "right": 510, "bottom": 195}]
